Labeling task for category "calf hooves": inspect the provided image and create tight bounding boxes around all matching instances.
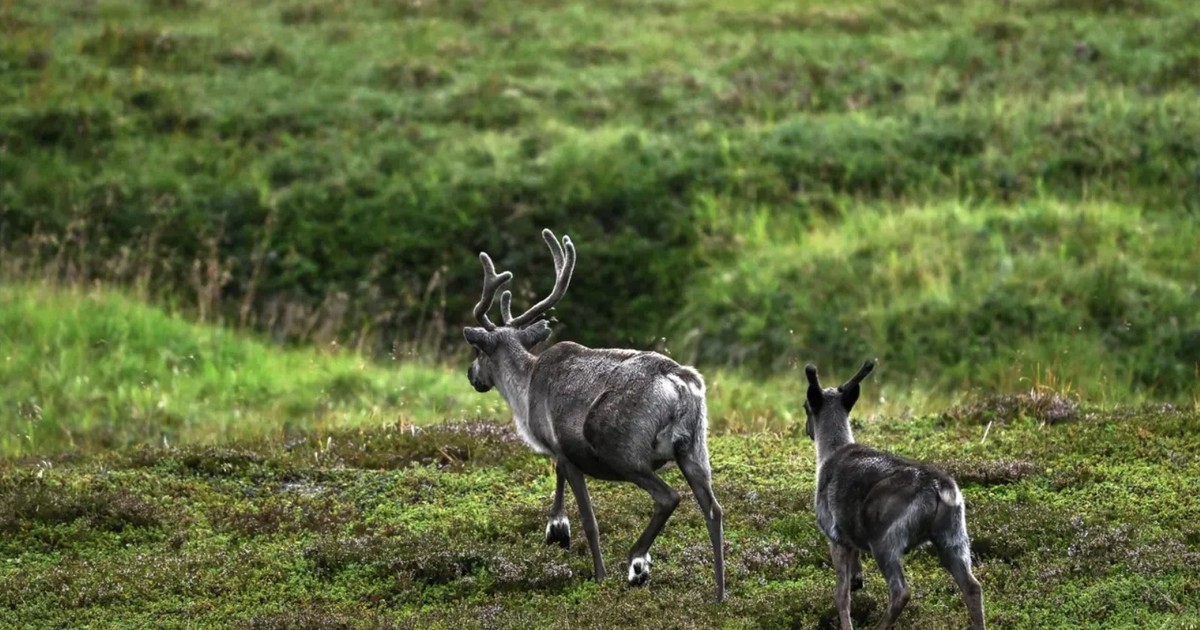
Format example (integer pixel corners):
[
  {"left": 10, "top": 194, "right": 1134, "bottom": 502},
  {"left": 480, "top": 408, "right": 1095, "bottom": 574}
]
[
  {"left": 627, "top": 554, "right": 651, "bottom": 587},
  {"left": 544, "top": 516, "right": 570, "bottom": 549}
]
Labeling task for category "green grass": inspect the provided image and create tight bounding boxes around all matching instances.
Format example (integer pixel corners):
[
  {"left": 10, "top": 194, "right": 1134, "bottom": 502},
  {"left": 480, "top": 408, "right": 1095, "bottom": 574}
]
[
  {"left": 0, "top": 284, "right": 501, "bottom": 456},
  {"left": 680, "top": 199, "right": 1200, "bottom": 398},
  {"left": 2, "top": 0, "right": 1199, "bottom": 624},
  {"left": 0, "top": 283, "right": 949, "bottom": 457},
  {"left": 1, "top": 405, "right": 1197, "bottom": 628},
  {"left": 2, "top": 0, "right": 1199, "bottom": 390}
]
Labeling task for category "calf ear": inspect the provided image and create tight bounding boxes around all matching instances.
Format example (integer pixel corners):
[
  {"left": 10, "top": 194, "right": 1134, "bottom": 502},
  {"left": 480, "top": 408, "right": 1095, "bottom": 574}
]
[
  {"left": 837, "top": 359, "right": 875, "bottom": 412},
  {"left": 518, "top": 320, "right": 552, "bottom": 349},
  {"left": 805, "top": 364, "right": 824, "bottom": 413},
  {"left": 841, "top": 385, "right": 861, "bottom": 411},
  {"left": 463, "top": 327, "right": 496, "bottom": 354}
]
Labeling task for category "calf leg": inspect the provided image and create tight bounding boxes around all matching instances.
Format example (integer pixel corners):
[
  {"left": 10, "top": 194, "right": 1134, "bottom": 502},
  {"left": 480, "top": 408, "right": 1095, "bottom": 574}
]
[
  {"left": 870, "top": 548, "right": 910, "bottom": 630},
  {"left": 677, "top": 447, "right": 726, "bottom": 601},
  {"left": 830, "top": 543, "right": 858, "bottom": 630},
  {"left": 625, "top": 471, "right": 680, "bottom": 587},
  {"left": 935, "top": 542, "right": 986, "bottom": 630},
  {"left": 851, "top": 553, "right": 864, "bottom": 591},
  {"left": 544, "top": 464, "right": 571, "bottom": 549},
  {"left": 560, "top": 459, "right": 605, "bottom": 581}
]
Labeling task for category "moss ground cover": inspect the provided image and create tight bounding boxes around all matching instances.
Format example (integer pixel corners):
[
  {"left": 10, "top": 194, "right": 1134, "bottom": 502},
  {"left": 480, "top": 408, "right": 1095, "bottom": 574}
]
[{"left": 2, "top": 405, "right": 1197, "bottom": 628}]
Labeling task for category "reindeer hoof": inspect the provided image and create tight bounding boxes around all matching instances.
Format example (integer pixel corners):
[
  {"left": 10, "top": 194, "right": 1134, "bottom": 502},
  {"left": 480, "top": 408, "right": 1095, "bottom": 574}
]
[
  {"left": 627, "top": 554, "right": 651, "bottom": 587},
  {"left": 544, "top": 516, "right": 570, "bottom": 549}
]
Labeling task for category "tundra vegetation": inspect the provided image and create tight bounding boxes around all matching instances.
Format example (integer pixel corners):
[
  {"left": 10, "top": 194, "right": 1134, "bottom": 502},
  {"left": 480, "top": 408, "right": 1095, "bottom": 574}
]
[{"left": 1, "top": 0, "right": 1199, "bottom": 627}]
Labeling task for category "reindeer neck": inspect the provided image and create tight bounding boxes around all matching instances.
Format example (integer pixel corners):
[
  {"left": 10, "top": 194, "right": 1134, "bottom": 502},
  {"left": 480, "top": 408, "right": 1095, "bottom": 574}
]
[
  {"left": 815, "top": 421, "right": 855, "bottom": 467},
  {"left": 492, "top": 347, "right": 549, "bottom": 452}
]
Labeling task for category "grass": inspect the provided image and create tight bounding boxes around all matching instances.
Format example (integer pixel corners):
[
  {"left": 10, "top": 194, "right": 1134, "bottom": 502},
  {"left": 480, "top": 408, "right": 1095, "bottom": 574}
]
[
  {"left": 1, "top": 287, "right": 1195, "bottom": 627},
  {"left": 1, "top": 405, "right": 1197, "bottom": 628},
  {"left": 679, "top": 199, "right": 1200, "bottom": 398},
  {"left": 1, "top": 283, "right": 967, "bottom": 457},
  {"left": 0, "top": 284, "right": 496, "bottom": 457},
  {"left": 2, "top": 0, "right": 1199, "bottom": 387},
  {"left": 2, "top": 0, "right": 1199, "bottom": 625}
]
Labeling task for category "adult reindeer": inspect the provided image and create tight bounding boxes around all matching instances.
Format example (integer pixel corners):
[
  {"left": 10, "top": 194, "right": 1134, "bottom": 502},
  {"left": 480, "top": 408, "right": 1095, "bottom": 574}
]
[{"left": 462, "top": 229, "right": 725, "bottom": 600}]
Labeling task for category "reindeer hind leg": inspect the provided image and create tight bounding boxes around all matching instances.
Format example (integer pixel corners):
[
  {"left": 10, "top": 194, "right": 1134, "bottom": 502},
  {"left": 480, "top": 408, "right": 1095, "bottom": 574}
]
[
  {"left": 625, "top": 470, "right": 680, "bottom": 587},
  {"left": 933, "top": 513, "right": 985, "bottom": 630},
  {"left": 677, "top": 442, "right": 725, "bottom": 601}
]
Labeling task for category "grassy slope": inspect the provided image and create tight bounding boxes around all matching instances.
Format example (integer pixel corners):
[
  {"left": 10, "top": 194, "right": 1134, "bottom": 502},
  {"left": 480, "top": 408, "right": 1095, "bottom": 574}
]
[
  {"left": 1, "top": 288, "right": 1198, "bottom": 628},
  {"left": 680, "top": 199, "right": 1200, "bottom": 399},
  {"left": 0, "top": 285, "right": 491, "bottom": 456},
  {"left": 1, "top": 408, "right": 1197, "bottom": 628},
  {"left": 0, "top": 284, "right": 915, "bottom": 456},
  {"left": 3, "top": 0, "right": 1199, "bottom": 390}
]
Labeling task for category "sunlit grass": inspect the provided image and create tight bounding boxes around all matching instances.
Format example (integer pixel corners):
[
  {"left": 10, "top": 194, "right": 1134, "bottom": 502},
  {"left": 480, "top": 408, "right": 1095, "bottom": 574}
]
[
  {"left": 678, "top": 198, "right": 1199, "bottom": 399},
  {"left": 7, "top": 281, "right": 1183, "bottom": 458},
  {"left": 0, "top": 283, "right": 511, "bottom": 457}
]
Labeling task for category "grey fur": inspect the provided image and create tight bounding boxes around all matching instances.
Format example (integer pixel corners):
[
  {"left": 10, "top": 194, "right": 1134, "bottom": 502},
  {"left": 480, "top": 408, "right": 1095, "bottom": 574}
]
[
  {"left": 463, "top": 229, "right": 725, "bottom": 601},
  {"left": 806, "top": 360, "right": 985, "bottom": 630}
]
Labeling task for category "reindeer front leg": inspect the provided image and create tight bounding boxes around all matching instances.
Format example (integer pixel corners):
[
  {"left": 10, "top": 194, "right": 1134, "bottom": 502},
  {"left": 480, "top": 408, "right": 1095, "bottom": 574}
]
[
  {"left": 545, "top": 462, "right": 571, "bottom": 549},
  {"left": 561, "top": 459, "right": 606, "bottom": 581}
]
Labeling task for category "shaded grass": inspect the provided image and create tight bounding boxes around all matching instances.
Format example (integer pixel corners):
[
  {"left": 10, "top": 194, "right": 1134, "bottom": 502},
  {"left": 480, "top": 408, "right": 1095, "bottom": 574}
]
[{"left": 1, "top": 406, "right": 1197, "bottom": 628}]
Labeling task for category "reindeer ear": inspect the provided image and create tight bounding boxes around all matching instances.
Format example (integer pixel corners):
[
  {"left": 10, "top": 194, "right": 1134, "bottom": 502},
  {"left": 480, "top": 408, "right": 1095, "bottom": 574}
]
[
  {"left": 463, "top": 327, "right": 496, "bottom": 354},
  {"left": 837, "top": 359, "right": 875, "bottom": 412},
  {"left": 841, "top": 385, "right": 861, "bottom": 411},
  {"left": 805, "top": 364, "right": 824, "bottom": 413},
  {"left": 517, "top": 320, "right": 552, "bottom": 349}
]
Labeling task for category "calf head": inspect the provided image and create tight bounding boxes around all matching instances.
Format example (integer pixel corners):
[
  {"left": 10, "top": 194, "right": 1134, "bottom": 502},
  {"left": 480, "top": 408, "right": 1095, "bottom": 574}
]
[{"left": 804, "top": 359, "right": 876, "bottom": 439}]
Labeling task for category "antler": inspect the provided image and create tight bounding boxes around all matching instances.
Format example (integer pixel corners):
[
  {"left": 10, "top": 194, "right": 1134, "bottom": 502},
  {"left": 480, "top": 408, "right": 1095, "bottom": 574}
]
[
  {"left": 504, "top": 229, "right": 576, "bottom": 328},
  {"left": 472, "top": 252, "right": 513, "bottom": 331},
  {"left": 837, "top": 359, "right": 877, "bottom": 392}
]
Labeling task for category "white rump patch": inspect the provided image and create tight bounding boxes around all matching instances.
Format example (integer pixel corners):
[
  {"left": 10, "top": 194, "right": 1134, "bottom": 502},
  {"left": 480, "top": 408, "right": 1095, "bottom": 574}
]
[
  {"left": 667, "top": 372, "right": 705, "bottom": 397},
  {"left": 628, "top": 553, "right": 652, "bottom": 582},
  {"left": 939, "top": 484, "right": 963, "bottom": 506}
]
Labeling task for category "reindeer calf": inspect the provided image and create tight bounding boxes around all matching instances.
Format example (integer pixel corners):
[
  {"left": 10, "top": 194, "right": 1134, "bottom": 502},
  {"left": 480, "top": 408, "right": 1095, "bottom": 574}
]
[{"left": 805, "top": 360, "right": 984, "bottom": 630}]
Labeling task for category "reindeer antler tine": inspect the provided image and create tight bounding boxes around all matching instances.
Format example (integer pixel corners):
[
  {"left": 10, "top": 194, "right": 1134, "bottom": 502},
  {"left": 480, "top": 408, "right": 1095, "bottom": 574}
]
[
  {"left": 509, "top": 229, "right": 577, "bottom": 328},
  {"left": 542, "top": 229, "right": 565, "bottom": 275},
  {"left": 805, "top": 364, "right": 820, "bottom": 388},
  {"left": 561, "top": 235, "right": 576, "bottom": 275},
  {"left": 472, "top": 252, "right": 512, "bottom": 331},
  {"left": 499, "top": 290, "right": 513, "bottom": 325},
  {"left": 839, "top": 359, "right": 877, "bottom": 391}
]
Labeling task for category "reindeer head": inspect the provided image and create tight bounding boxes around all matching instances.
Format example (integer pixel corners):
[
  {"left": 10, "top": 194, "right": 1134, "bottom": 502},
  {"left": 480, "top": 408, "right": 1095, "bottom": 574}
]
[
  {"left": 463, "top": 229, "right": 575, "bottom": 393},
  {"left": 804, "top": 359, "right": 876, "bottom": 440}
]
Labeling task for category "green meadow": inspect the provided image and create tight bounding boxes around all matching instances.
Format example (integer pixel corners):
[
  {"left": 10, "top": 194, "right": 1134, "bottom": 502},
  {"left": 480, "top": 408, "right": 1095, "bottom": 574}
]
[{"left": 1, "top": 0, "right": 1198, "bottom": 627}]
